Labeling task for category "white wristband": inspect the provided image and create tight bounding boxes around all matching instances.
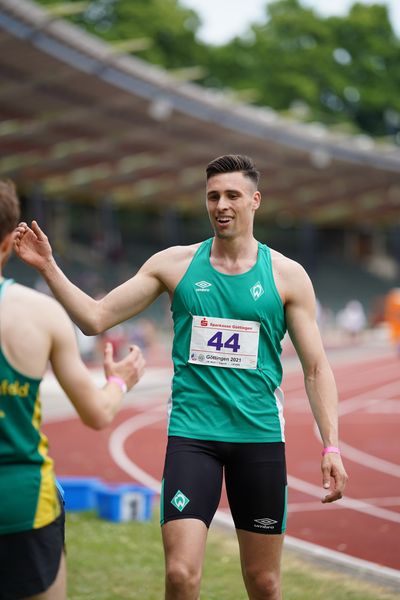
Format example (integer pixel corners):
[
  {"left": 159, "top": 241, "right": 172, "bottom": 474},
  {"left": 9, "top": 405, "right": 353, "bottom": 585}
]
[{"left": 107, "top": 376, "right": 127, "bottom": 394}]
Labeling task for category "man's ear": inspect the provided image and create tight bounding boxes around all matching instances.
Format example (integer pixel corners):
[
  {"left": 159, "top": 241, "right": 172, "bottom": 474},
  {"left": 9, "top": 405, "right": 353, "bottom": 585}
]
[
  {"left": 0, "top": 231, "right": 15, "bottom": 256},
  {"left": 252, "top": 191, "right": 261, "bottom": 211}
]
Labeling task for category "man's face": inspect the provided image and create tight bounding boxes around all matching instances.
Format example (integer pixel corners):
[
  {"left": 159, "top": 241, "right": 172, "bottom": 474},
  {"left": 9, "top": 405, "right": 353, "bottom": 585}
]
[{"left": 206, "top": 172, "right": 260, "bottom": 239}]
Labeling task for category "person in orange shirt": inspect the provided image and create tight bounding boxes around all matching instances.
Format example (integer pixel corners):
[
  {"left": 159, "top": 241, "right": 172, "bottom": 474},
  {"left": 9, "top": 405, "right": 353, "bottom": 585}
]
[{"left": 384, "top": 288, "right": 400, "bottom": 355}]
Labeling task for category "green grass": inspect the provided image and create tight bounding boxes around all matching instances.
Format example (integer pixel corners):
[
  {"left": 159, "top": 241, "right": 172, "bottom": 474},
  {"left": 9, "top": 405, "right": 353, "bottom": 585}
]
[{"left": 66, "top": 512, "right": 398, "bottom": 599}]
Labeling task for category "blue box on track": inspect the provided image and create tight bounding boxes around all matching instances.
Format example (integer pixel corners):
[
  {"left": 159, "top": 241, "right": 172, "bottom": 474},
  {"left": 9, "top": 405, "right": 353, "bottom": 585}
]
[
  {"left": 95, "top": 484, "right": 155, "bottom": 522},
  {"left": 57, "top": 477, "right": 104, "bottom": 511}
]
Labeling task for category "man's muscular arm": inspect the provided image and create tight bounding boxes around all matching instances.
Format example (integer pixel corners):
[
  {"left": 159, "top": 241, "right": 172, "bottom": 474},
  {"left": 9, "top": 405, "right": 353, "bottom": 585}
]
[
  {"left": 14, "top": 221, "right": 167, "bottom": 334},
  {"left": 280, "top": 257, "right": 348, "bottom": 503}
]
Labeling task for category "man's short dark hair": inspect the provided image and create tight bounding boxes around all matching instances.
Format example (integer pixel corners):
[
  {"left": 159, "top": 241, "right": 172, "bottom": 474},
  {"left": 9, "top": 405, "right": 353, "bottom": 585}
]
[
  {"left": 206, "top": 154, "right": 260, "bottom": 187},
  {"left": 0, "top": 180, "right": 20, "bottom": 242}
]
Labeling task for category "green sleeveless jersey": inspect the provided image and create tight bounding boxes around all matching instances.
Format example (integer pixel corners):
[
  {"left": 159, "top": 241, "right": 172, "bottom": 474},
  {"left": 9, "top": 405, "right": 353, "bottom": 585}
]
[
  {"left": 170, "top": 239, "right": 287, "bottom": 442},
  {"left": 0, "top": 279, "right": 60, "bottom": 534}
]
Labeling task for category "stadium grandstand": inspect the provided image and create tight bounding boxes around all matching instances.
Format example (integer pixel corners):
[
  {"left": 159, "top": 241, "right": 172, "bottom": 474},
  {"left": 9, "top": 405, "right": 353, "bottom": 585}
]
[{"left": 1, "top": 0, "right": 399, "bottom": 321}]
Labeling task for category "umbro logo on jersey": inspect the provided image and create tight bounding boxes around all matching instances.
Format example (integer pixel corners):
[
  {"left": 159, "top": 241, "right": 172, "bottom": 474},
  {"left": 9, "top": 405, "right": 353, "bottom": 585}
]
[
  {"left": 254, "top": 517, "right": 278, "bottom": 529},
  {"left": 250, "top": 281, "right": 264, "bottom": 301},
  {"left": 195, "top": 281, "right": 212, "bottom": 292}
]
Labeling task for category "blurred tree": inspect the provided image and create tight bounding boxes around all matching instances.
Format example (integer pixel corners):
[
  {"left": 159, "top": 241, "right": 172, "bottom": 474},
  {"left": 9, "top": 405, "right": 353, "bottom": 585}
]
[
  {"left": 328, "top": 3, "right": 400, "bottom": 136},
  {"left": 35, "top": 0, "right": 400, "bottom": 138},
  {"left": 205, "top": 0, "right": 400, "bottom": 137},
  {"left": 36, "top": 0, "right": 209, "bottom": 69}
]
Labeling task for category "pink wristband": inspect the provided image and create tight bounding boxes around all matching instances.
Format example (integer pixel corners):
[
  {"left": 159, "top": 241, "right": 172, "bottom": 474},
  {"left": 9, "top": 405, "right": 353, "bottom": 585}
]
[
  {"left": 107, "top": 376, "right": 127, "bottom": 394},
  {"left": 322, "top": 446, "right": 340, "bottom": 456}
]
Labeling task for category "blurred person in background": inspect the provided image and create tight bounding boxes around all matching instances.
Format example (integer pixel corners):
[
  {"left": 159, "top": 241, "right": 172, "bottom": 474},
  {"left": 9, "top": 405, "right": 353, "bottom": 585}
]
[
  {"left": 0, "top": 180, "right": 145, "bottom": 600},
  {"left": 127, "top": 317, "right": 158, "bottom": 356},
  {"left": 336, "top": 299, "right": 367, "bottom": 343},
  {"left": 384, "top": 287, "right": 400, "bottom": 356},
  {"left": 14, "top": 155, "right": 347, "bottom": 600}
]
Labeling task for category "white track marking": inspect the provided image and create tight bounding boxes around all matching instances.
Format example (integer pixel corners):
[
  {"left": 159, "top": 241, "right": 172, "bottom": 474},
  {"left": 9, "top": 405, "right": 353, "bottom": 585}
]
[
  {"left": 339, "top": 381, "right": 400, "bottom": 416},
  {"left": 282, "top": 534, "right": 400, "bottom": 586},
  {"left": 214, "top": 509, "right": 400, "bottom": 586},
  {"left": 109, "top": 408, "right": 164, "bottom": 493},
  {"left": 365, "top": 400, "right": 400, "bottom": 413},
  {"left": 41, "top": 367, "right": 172, "bottom": 422},
  {"left": 288, "top": 496, "right": 400, "bottom": 513},
  {"left": 108, "top": 409, "right": 400, "bottom": 586},
  {"left": 338, "top": 441, "right": 400, "bottom": 478},
  {"left": 284, "top": 359, "right": 399, "bottom": 398},
  {"left": 288, "top": 475, "right": 400, "bottom": 523},
  {"left": 312, "top": 379, "right": 400, "bottom": 477},
  {"left": 109, "top": 411, "right": 400, "bottom": 524}
]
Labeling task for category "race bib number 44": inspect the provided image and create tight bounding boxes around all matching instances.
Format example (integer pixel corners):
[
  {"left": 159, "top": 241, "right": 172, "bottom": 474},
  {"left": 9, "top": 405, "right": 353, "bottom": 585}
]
[{"left": 188, "top": 316, "right": 260, "bottom": 369}]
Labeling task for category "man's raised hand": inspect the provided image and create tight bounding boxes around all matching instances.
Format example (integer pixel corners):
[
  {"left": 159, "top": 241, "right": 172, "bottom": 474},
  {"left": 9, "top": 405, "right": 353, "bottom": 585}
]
[{"left": 14, "top": 221, "right": 53, "bottom": 272}]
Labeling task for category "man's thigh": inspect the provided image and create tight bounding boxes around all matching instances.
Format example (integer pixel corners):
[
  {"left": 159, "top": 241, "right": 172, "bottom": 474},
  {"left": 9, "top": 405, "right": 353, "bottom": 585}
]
[
  {"left": 25, "top": 551, "right": 66, "bottom": 600},
  {"left": 225, "top": 441, "right": 287, "bottom": 535},
  {"left": 161, "top": 436, "right": 224, "bottom": 527}
]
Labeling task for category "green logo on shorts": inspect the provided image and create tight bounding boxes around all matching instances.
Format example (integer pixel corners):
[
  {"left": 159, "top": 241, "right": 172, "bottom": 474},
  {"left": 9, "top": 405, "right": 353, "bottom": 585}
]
[{"left": 171, "top": 490, "right": 190, "bottom": 512}]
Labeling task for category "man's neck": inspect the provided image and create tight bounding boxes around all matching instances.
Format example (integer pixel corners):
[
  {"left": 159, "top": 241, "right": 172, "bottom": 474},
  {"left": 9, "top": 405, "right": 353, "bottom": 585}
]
[
  {"left": 212, "top": 235, "right": 257, "bottom": 258},
  {"left": 210, "top": 236, "right": 258, "bottom": 275}
]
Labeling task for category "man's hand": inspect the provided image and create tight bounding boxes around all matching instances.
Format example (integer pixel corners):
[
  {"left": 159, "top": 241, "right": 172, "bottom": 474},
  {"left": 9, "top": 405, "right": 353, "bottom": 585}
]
[
  {"left": 103, "top": 342, "right": 145, "bottom": 392},
  {"left": 14, "top": 221, "right": 53, "bottom": 271},
  {"left": 321, "top": 453, "right": 348, "bottom": 503}
]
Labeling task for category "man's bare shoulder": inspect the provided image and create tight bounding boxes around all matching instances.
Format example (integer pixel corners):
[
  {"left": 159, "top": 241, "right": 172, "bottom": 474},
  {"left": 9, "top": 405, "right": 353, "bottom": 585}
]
[
  {"left": 1, "top": 282, "right": 74, "bottom": 378},
  {"left": 9, "top": 282, "right": 56, "bottom": 303},
  {"left": 142, "top": 242, "right": 202, "bottom": 275},
  {"left": 270, "top": 248, "right": 307, "bottom": 278},
  {"left": 8, "top": 282, "right": 69, "bottom": 318},
  {"left": 142, "top": 243, "right": 202, "bottom": 290},
  {"left": 153, "top": 243, "right": 201, "bottom": 263},
  {"left": 269, "top": 248, "right": 313, "bottom": 302}
]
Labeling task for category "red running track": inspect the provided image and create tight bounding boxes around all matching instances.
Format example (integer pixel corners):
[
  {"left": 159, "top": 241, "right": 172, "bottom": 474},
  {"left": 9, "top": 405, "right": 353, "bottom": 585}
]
[{"left": 43, "top": 346, "right": 400, "bottom": 572}]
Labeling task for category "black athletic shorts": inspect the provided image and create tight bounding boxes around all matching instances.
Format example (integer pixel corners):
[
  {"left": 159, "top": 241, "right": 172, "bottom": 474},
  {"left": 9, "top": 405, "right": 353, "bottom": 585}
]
[
  {"left": 0, "top": 501, "right": 65, "bottom": 600},
  {"left": 160, "top": 436, "right": 287, "bottom": 534}
]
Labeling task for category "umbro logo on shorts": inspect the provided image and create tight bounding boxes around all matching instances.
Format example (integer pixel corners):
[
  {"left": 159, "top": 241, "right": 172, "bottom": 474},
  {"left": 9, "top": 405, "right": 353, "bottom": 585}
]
[
  {"left": 253, "top": 517, "right": 277, "bottom": 529},
  {"left": 195, "top": 281, "right": 212, "bottom": 292}
]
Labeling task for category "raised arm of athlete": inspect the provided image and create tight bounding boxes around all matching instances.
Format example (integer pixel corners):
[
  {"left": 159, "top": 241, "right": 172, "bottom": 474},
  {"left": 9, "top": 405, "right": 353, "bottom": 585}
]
[
  {"left": 275, "top": 254, "right": 348, "bottom": 503},
  {"left": 1, "top": 282, "right": 145, "bottom": 430},
  {"left": 49, "top": 303, "right": 146, "bottom": 429},
  {"left": 14, "top": 221, "right": 171, "bottom": 335}
]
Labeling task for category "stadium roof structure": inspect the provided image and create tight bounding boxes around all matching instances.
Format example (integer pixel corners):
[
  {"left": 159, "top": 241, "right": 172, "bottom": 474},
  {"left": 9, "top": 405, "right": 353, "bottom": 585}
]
[{"left": 0, "top": 0, "right": 399, "bottom": 226}]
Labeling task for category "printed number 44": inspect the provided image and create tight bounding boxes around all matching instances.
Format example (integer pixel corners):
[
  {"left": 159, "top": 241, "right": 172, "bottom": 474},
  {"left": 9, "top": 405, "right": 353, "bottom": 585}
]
[{"left": 207, "top": 331, "right": 241, "bottom": 353}]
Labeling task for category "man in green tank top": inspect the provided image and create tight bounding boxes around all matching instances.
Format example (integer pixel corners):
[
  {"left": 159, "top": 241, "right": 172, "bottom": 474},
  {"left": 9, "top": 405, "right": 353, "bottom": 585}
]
[
  {"left": 0, "top": 180, "right": 145, "bottom": 600},
  {"left": 15, "top": 155, "right": 348, "bottom": 600}
]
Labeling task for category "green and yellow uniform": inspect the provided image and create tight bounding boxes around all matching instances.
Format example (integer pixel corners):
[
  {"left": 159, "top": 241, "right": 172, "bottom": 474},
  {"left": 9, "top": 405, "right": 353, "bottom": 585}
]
[{"left": 0, "top": 279, "right": 60, "bottom": 534}]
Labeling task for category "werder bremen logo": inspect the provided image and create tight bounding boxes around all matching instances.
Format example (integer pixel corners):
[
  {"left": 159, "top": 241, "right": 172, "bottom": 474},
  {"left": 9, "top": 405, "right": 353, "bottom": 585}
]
[
  {"left": 171, "top": 490, "right": 190, "bottom": 512},
  {"left": 250, "top": 281, "right": 264, "bottom": 301}
]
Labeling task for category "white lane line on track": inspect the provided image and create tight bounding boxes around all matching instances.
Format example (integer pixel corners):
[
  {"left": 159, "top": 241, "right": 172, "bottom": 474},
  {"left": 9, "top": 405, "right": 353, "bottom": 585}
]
[
  {"left": 339, "top": 441, "right": 400, "bottom": 478},
  {"left": 288, "top": 475, "right": 400, "bottom": 523},
  {"left": 109, "top": 408, "right": 164, "bottom": 493},
  {"left": 284, "top": 364, "right": 399, "bottom": 415},
  {"left": 312, "top": 380, "right": 400, "bottom": 477},
  {"left": 288, "top": 496, "right": 400, "bottom": 513},
  {"left": 283, "top": 359, "right": 399, "bottom": 397},
  {"left": 109, "top": 412, "right": 400, "bottom": 585},
  {"left": 214, "top": 509, "right": 400, "bottom": 585},
  {"left": 109, "top": 409, "right": 400, "bottom": 525},
  {"left": 339, "top": 380, "right": 400, "bottom": 416},
  {"left": 282, "top": 534, "right": 400, "bottom": 585}
]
